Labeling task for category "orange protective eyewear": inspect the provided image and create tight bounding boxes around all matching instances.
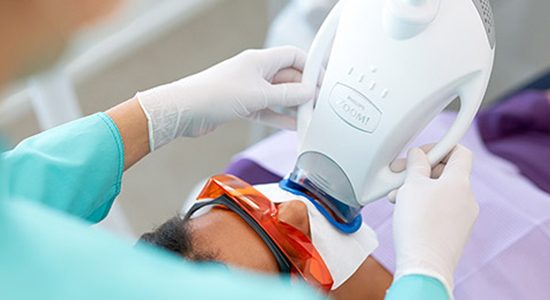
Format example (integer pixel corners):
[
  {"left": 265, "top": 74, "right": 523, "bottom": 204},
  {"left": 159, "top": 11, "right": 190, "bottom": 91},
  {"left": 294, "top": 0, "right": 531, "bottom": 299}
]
[{"left": 185, "top": 174, "right": 334, "bottom": 293}]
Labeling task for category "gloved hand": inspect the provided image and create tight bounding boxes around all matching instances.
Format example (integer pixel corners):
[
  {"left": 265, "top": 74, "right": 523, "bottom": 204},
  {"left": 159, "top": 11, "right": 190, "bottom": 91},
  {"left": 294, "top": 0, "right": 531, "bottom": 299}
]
[
  {"left": 137, "top": 46, "right": 315, "bottom": 151},
  {"left": 392, "top": 145, "right": 479, "bottom": 298}
]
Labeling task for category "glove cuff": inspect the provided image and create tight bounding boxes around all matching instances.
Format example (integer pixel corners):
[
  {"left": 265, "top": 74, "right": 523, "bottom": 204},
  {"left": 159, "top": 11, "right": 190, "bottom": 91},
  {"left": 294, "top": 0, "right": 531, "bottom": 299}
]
[
  {"left": 136, "top": 93, "right": 156, "bottom": 152},
  {"left": 136, "top": 86, "right": 180, "bottom": 151}
]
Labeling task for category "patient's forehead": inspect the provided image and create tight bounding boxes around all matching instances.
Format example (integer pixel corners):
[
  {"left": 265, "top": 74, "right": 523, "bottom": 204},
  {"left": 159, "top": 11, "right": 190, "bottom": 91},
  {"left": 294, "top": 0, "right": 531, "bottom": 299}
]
[{"left": 189, "top": 207, "right": 280, "bottom": 274}]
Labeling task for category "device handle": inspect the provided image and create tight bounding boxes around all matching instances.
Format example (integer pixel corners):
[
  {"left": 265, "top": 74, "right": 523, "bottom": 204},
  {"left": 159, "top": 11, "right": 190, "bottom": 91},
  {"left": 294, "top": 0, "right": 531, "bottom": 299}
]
[
  {"left": 364, "top": 74, "right": 487, "bottom": 202},
  {"left": 425, "top": 75, "right": 484, "bottom": 165},
  {"left": 297, "top": 0, "right": 344, "bottom": 146}
]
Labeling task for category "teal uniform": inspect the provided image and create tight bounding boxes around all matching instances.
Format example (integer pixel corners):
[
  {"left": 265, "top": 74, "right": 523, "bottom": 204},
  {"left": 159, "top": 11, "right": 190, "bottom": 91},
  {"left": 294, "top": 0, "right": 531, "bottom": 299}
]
[
  {"left": 387, "top": 275, "right": 449, "bottom": 300},
  {"left": 0, "top": 113, "right": 448, "bottom": 299}
]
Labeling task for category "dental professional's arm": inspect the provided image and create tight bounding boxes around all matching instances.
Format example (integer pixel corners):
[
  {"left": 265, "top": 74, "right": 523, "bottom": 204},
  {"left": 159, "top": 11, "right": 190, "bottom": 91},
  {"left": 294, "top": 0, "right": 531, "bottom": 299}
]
[
  {"left": 106, "top": 97, "right": 150, "bottom": 170},
  {"left": 107, "top": 46, "right": 315, "bottom": 170},
  {"left": 2, "top": 46, "right": 313, "bottom": 222},
  {"left": 385, "top": 146, "right": 479, "bottom": 300}
]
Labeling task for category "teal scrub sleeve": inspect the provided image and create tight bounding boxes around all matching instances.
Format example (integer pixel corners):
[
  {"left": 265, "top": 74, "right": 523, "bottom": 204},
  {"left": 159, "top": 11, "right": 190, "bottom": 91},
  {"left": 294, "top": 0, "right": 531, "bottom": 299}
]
[
  {"left": 1, "top": 113, "right": 124, "bottom": 223},
  {"left": 0, "top": 199, "right": 322, "bottom": 300},
  {"left": 385, "top": 275, "right": 450, "bottom": 300}
]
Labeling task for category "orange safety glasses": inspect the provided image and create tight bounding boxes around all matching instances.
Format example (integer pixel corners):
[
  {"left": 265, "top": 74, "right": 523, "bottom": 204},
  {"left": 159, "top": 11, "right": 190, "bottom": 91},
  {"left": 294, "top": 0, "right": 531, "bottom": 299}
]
[{"left": 185, "top": 174, "right": 334, "bottom": 293}]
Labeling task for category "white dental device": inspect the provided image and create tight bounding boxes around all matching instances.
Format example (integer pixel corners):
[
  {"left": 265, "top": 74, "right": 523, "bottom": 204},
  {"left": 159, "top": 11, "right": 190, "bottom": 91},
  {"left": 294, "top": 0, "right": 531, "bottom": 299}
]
[{"left": 286, "top": 0, "right": 496, "bottom": 226}]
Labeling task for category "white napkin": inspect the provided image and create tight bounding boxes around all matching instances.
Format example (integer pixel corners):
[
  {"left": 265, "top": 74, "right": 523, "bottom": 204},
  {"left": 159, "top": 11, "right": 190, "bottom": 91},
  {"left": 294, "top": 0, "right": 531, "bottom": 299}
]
[{"left": 254, "top": 183, "right": 378, "bottom": 290}]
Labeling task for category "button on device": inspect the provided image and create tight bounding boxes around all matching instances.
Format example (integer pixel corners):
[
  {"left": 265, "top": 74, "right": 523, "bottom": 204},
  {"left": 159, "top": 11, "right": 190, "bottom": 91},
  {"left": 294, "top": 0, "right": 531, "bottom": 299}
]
[{"left": 329, "top": 83, "right": 382, "bottom": 133}]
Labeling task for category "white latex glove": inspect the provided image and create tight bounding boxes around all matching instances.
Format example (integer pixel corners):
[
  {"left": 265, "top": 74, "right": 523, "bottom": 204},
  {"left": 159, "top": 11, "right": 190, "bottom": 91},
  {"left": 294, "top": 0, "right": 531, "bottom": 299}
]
[
  {"left": 392, "top": 145, "right": 479, "bottom": 298},
  {"left": 137, "top": 46, "right": 315, "bottom": 151}
]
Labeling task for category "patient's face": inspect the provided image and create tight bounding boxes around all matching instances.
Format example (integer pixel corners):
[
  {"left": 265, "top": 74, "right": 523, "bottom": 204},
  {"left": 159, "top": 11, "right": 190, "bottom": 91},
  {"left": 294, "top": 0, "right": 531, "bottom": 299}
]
[
  {"left": 188, "top": 200, "right": 310, "bottom": 274},
  {"left": 141, "top": 197, "right": 393, "bottom": 300}
]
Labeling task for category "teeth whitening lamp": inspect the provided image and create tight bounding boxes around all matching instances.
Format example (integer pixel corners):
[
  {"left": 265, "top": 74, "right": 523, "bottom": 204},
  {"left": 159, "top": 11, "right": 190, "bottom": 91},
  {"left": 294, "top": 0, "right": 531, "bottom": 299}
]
[{"left": 283, "top": 0, "right": 496, "bottom": 231}]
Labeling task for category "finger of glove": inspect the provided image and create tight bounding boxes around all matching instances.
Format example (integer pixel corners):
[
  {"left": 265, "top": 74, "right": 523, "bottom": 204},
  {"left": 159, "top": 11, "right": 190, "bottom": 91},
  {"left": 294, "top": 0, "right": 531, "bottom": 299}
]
[
  {"left": 390, "top": 158, "right": 406, "bottom": 172},
  {"left": 432, "top": 163, "right": 446, "bottom": 179},
  {"left": 266, "top": 82, "right": 316, "bottom": 107},
  {"left": 260, "top": 46, "right": 308, "bottom": 77},
  {"left": 248, "top": 109, "right": 297, "bottom": 130},
  {"left": 406, "top": 148, "right": 431, "bottom": 179},
  {"left": 420, "top": 143, "right": 436, "bottom": 154},
  {"left": 441, "top": 145, "right": 473, "bottom": 180},
  {"left": 272, "top": 68, "right": 303, "bottom": 84},
  {"left": 390, "top": 144, "right": 435, "bottom": 172}
]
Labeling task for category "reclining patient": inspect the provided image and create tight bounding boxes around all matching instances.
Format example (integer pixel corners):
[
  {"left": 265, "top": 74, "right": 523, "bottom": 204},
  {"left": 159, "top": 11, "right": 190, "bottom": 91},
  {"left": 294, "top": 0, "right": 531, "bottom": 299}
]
[
  {"left": 140, "top": 174, "right": 392, "bottom": 300},
  {"left": 140, "top": 88, "right": 550, "bottom": 299}
]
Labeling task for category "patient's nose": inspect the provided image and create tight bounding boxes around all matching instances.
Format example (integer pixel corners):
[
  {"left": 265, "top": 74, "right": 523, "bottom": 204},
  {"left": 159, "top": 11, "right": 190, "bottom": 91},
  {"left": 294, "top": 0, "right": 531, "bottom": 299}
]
[{"left": 277, "top": 200, "right": 311, "bottom": 238}]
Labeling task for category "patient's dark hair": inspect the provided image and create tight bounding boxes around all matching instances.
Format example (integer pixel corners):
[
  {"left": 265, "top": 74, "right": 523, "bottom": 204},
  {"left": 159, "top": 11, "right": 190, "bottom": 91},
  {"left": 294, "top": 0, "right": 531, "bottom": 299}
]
[{"left": 139, "top": 216, "right": 215, "bottom": 262}]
